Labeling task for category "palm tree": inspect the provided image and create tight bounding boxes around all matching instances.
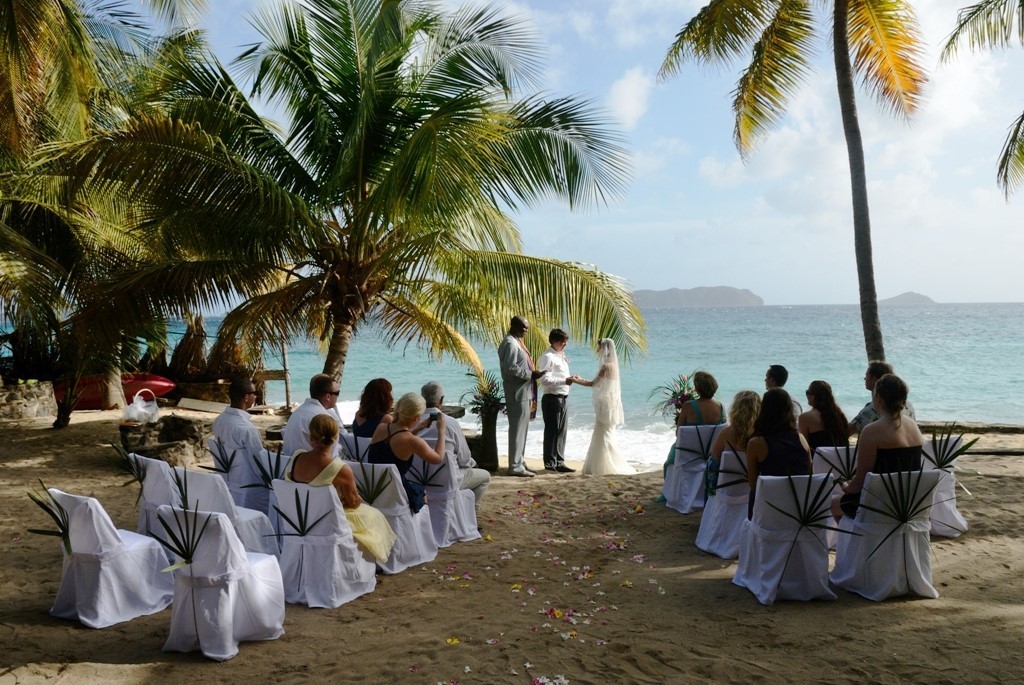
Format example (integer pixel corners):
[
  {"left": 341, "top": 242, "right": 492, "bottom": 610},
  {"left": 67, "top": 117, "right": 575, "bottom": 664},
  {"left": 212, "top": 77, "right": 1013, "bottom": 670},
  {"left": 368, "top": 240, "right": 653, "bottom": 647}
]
[
  {"left": 943, "top": 0, "right": 1024, "bottom": 196},
  {"left": 52, "top": 0, "right": 645, "bottom": 393},
  {"left": 0, "top": 0, "right": 203, "bottom": 424},
  {"left": 659, "top": 1, "right": 927, "bottom": 361}
]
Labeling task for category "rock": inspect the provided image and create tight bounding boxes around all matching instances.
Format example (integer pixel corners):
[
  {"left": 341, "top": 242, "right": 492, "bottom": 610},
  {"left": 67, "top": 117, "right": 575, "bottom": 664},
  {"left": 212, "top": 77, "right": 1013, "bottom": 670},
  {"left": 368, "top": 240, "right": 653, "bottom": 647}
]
[{"left": 133, "top": 441, "right": 196, "bottom": 469}]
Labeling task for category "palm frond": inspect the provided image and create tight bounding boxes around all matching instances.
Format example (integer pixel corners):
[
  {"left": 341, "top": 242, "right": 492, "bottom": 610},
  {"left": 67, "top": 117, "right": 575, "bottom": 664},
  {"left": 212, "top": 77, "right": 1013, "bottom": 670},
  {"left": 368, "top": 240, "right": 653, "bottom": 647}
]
[
  {"left": 199, "top": 438, "right": 235, "bottom": 475},
  {"left": 110, "top": 442, "right": 147, "bottom": 502},
  {"left": 273, "top": 487, "right": 330, "bottom": 536},
  {"left": 408, "top": 458, "right": 448, "bottom": 488},
  {"left": 154, "top": 502, "right": 212, "bottom": 571},
  {"left": 925, "top": 423, "right": 979, "bottom": 471},
  {"left": 997, "top": 109, "right": 1024, "bottom": 196},
  {"left": 26, "top": 480, "right": 71, "bottom": 554},
  {"left": 659, "top": 0, "right": 775, "bottom": 79},
  {"left": 856, "top": 468, "right": 940, "bottom": 559},
  {"left": 941, "top": 0, "right": 1024, "bottom": 59},
  {"left": 847, "top": 0, "right": 927, "bottom": 118},
  {"left": 819, "top": 443, "right": 859, "bottom": 482},
  {"left": 247, "top": 446, "right": 288, "bottom": 490},
  {"left": 355, "top": 463, "right": 393, "bottom": 504}
]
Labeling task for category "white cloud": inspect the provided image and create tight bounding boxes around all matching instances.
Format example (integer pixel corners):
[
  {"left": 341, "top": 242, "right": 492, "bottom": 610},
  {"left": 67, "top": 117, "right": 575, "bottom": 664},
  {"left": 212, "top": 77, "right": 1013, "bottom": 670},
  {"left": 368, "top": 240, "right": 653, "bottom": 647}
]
[{"left": 607, "top": 67, "right": 654, "bottom": 130}]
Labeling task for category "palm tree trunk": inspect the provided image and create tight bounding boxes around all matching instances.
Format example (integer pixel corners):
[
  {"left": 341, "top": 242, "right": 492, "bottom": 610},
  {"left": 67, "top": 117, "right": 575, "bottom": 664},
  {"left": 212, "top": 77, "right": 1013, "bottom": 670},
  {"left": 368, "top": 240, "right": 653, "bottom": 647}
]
[
  {"left": 323, "top": 321, "right": 353, "bottom": 392},
  {"left": 103, "top": 364, "right": 126, "bottom": 410},
  {"left": 833, "top": 0, "right": 885, "bottom": 362}
]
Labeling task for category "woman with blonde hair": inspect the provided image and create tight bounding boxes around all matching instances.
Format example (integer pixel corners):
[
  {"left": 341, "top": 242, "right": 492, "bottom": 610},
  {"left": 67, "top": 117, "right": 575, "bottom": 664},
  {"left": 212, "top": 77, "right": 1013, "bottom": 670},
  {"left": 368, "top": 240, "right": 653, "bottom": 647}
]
[
  {"left": 287, "top": 413, "right": 396, "bottom": 561},
  {"left": 368, "top": 392, "right": 446, "bottom": 513},
  {"left": 711, "top": 390, "right": 762, "bottom": 459}
]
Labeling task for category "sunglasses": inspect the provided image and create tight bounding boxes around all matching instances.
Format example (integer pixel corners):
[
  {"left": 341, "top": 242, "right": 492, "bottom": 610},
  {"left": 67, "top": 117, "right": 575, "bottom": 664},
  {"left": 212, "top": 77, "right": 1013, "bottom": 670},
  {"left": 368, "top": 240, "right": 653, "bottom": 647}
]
[{"left": 326, "top": 390, "right": 341, "bottom": 397}]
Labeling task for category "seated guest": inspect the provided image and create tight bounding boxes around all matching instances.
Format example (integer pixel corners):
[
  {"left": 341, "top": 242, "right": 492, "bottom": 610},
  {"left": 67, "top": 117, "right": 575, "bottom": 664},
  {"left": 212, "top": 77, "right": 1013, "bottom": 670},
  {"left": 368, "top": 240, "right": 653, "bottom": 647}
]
[
  {"left": 283, "top": 373, "right": 341, "bottom": 456},
  {"left": 352, "top": 378, "right": 394, "bottom": 438},
  {"left": 287, "top": 414, "right": 396, "bottom": 562},
  {"left": 420, "top": 381, "right": 490, "bottom": 507},
  {"left": 764, "top": 364, "right": 802, "bottom": 419},
  {"left": 211, "top": 378, "right": 263, "bottom": 461},
  {"left": 849, "top": 360, "right": 916, "bottom": 434},
  {"left": 368, "top": 392, "right": 446, "bottom": 514},
  {"left": 746, "top": 388, "right": 812, "bottom": 518},
  {"left": 676, "top": 371, "right": 724, "bottom": 427},
  {"left": 711, "top": 390, "right": 761, "bottom": 459},
  {"left": 832, "top": 373, "right": 923, "bottom": 520},
  {"left": 798, "top": 380, "right": 850, "bottom": 450}
]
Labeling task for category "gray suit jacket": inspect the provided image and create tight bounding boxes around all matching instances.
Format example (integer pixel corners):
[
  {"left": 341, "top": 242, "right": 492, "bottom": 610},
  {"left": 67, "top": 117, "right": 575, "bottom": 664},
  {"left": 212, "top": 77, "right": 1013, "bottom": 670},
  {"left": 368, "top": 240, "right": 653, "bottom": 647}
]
[{"left": 498, "top": 333, "right": 534, "bottom": 405}]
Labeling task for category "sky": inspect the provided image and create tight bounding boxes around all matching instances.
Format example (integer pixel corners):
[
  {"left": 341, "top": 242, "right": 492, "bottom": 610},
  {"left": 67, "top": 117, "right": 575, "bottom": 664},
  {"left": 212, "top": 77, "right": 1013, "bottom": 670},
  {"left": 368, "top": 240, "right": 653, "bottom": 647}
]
[{"left": 198, "top": 0, "right": 1024, "bottom": 305}]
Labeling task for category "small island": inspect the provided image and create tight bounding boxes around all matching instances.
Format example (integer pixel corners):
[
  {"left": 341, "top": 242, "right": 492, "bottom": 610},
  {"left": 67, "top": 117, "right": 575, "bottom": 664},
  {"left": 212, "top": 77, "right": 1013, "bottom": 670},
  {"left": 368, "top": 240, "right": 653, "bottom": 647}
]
[
  {"left": 633, "top": 286, "right": 764, "bottom": 308},
  {"left": 880, "top": 291, "right": 936, "bottom": 305}
]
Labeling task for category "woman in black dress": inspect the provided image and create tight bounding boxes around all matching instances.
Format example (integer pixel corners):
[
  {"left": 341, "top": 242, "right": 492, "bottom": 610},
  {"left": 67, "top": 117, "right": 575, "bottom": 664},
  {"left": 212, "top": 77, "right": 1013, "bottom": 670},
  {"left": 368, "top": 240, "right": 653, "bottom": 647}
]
[
  {"left": 745, "top": 388, "right": 812, "bottom": 518},
  {"left": 798, "top": 380, "right": 850, "bottom": 450}
]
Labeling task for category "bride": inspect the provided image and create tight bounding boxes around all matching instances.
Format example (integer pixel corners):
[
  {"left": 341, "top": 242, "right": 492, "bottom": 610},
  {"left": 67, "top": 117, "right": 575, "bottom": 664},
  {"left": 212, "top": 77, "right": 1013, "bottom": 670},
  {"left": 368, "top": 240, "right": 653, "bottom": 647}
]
[{"left": 574, "top": 339, "right": 636, "bottom": 476}]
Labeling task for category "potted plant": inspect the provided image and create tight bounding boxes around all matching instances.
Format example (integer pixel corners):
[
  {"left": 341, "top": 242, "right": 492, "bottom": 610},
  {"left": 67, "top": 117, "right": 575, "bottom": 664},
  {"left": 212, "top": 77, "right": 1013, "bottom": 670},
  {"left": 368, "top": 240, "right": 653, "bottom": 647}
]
[{"left": 462, "top": 370, "right": 505, "bottom": 472}]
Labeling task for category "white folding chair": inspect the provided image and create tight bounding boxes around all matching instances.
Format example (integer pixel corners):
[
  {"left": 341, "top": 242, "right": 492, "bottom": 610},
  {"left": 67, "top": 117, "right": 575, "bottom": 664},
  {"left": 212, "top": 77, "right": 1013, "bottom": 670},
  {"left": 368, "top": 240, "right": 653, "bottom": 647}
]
[
  {"left": 172, "top": 467, "right": 278, "bottom": 556},
  {"left": 206, "top": 438, "right": 261, "bottom": 509},
  {"left": 663, "top": 424, "right": 724, "bottom": 514},
  {"left": 830, "top": 470, "right": 942, "bottom": 601},
  {"left": 157, "top": 506, "right": 284, "bottom": 661},
  {"left": 131, "top": 453, "right": 180, "bottom": 538},
  {"left": 271, "top": 480, "right": 376, "bottom": 608},
  {"left": 46, "top": 489, "right": 173, "bottom": 628},
  {"left": 249, "top": 448, "right": 290, "bottom": 551},
  {"left": 339, "top": 432, "right": 372, "bottom": 462},
  {"left": 733, "top": 474, "right": 836, "bottom": 605},
  {"left": 349, "top": 462, "right": 437, "bottom": 574},
  {"left": 922, "top": 436, "right": 969, "bottom": 538},
  {"left": 695, "top": 451, "right": 749, "bottom": 559},
  {"left": 408, "top": 454, "right": 480, "bottom": 548}
]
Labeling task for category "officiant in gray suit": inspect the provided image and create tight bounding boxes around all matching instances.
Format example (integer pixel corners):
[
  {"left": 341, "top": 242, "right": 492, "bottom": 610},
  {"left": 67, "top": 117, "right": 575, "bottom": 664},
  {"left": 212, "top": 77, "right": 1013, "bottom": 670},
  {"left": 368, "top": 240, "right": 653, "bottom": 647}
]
[{"left": 498, "top": 315, "right": 546, "bottom": 477}]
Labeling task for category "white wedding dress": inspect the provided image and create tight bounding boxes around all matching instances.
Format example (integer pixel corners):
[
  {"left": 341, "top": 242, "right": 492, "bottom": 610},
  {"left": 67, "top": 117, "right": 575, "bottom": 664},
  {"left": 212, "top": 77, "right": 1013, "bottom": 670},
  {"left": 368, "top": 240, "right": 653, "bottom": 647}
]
[{"left": 582, "top": 341, "right": 636, "bottom": 476}]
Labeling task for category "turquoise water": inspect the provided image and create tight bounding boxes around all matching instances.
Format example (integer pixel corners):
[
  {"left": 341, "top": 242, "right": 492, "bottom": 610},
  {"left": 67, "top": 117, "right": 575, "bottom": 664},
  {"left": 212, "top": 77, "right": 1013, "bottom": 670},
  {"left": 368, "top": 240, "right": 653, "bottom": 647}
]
[{"left": 193, "top": 303, "right": 1024, "bottom": 467}]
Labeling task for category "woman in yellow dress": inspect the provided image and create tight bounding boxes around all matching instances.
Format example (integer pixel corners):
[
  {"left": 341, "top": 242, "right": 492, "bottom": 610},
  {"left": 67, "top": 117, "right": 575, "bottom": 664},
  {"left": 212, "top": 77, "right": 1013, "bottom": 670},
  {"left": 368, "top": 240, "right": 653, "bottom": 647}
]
[{"left": 287, "top": 413, "right": 396, "bottom": 562}]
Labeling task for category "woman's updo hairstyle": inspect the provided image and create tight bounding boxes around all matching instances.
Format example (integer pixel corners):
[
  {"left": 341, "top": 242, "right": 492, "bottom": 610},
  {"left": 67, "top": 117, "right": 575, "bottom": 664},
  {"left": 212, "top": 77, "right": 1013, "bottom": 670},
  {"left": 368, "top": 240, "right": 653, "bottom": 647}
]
[
  {"left": 873, "top": 373, "right": 909, "bottom": 416},
  {"left": 308, "top": 413, "right": 339, "bottom": 446},
  {"left": 394, "top": 392, "right": 426, "bottom": 423}
]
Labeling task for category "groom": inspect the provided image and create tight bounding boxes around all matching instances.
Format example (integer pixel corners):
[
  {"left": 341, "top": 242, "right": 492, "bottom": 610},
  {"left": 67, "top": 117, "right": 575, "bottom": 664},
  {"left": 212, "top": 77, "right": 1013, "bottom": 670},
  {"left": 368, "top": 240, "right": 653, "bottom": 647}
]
[
  {"left": 537, "top": 328, "right": 576, "bottom": 473},
  {"left": 498, "top": 315, "right": 546, "bottom": 477}
]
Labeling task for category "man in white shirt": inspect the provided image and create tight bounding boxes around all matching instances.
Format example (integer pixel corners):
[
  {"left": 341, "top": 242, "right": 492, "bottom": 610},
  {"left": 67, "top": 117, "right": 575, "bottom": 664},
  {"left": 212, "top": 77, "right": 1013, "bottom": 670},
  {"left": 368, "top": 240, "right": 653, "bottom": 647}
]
[
  {"left": 420, "top": 381, "right": 490, "bottom": 507},
  {"left": 211, "top": 378, "right": 264, "bottom": 505},
  {"left": 537, "top": 329, "right": 576, "bottom": 473},
  {"left": 282, "top": 373, "right": 340, "bottom": 456}
]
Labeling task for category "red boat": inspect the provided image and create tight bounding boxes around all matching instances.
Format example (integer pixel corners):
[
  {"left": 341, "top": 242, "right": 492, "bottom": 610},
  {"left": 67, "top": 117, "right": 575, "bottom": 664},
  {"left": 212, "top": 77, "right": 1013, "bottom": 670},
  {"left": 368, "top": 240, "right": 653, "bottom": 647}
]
[{"left": 54, "top": 373, "right": 177, "bottom": 410}]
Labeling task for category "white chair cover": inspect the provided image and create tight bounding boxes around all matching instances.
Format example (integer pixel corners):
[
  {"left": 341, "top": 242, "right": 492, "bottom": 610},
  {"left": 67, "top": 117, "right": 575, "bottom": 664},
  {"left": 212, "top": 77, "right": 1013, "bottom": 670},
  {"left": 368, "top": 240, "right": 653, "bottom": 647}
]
[
  {"left": 271, "top": 480, "right": 376, "bottom": 607},
  {"left": 695, "top": 451, "right": 749, "bottom": 559},
  {"left": 339, "top": 432, "right": 372, "bottom": 462},
  {"left": 250, "top": 448, "right": 290, "bottom": 551},
  {"left": 172, "top": 467, "right": 278, "bottom": 556},
  {"left": 131, "top": 453, "right": 179, "bottom": 537},
  {"left": 811, "top": 446, "right": 856, "bottom": 550},
  {"left": 663, "top": 424, "right": 724, "bottom": 514},
  {"left": 830, "top": 470, "right": 942, "bottom": 601},
  {"left": 207, "top": 438, "right": 262, "bottom": 510},
  {"left": 922, "top": 437, "right": 969, "bottom": 538},
  {"left": 408, "top": 454, "right": 480, "bottom": 548},
  {"left": 733, "top": 474, "right": 836, "bottom": 605},
  {"left": 157, "top": 506, "right": 284, "bottom": 661},
  {"left": 47, "top": 489, "right": 173, "bottom": 628},
  {"left": 349, "top": 462, "right": 438, "bottom": 574}
]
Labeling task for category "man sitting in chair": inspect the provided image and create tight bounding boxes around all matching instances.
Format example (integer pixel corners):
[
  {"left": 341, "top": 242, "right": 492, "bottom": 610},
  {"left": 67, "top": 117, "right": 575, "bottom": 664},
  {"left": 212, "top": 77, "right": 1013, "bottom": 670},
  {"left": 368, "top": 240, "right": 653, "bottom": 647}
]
[
  {"left": 211, "top": 378, "right": 264, "bottom": 463},
  {"left": 849, "top": 360, "right": 916, "bottom": 435},
  {"left": 283, "top": 374, "right": 342, "bottom": 457},
  {"left": 420, "top": 381, "right": 490, "bottom": 508}
]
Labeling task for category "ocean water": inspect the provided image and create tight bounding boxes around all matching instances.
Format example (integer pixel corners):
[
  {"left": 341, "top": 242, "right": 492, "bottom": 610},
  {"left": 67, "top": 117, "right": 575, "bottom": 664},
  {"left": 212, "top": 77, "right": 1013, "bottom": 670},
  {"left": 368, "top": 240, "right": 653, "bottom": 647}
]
[{"left": 194, "top": 303, "right": 1024, "bottom": 469}]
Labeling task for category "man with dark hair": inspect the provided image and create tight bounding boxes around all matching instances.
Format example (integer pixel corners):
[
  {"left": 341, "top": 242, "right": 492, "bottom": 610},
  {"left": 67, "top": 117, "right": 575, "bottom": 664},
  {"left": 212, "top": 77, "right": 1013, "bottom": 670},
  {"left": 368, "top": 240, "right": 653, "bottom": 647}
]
[
  {"left": 283, "top": 373, "right": 341, "bottom": 456},
  {"left": 211, "top": 378, "right": 263, "bottom": 505},
  {"left": 765, "top": 364, "right": 802, "bottom": 418},
  {"left": 498, "top": 315, "right": 546, "bottom": 477},
  {"left": 849, "top": 360, "right": 916, "bottom": 434},
  {"left": 420, "top": 381, "right": 490, "bottom": 506},
  {"left": 537, "top": 328, "right": 576, "bottom": 473}
]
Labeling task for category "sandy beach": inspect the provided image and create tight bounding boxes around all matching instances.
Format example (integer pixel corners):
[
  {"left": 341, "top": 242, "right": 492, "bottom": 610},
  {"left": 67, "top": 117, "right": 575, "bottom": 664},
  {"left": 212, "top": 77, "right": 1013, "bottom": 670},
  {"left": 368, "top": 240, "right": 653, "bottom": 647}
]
[{"left": 2, "top": 409, "right": 1024, "bottom": 684}]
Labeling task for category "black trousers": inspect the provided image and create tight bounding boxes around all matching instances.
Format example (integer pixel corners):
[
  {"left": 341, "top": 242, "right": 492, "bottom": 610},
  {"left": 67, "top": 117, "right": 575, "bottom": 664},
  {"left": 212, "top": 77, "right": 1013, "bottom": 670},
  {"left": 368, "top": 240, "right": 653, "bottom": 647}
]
[{"left": 541, "top": 394, "right": 568, "bottom": 468}]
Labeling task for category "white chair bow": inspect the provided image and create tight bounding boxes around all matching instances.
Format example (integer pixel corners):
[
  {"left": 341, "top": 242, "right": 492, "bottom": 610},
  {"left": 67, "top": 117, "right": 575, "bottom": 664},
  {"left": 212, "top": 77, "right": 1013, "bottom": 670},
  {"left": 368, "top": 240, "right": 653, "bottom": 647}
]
[{"left": 46, "top": 489, "right": 173, "bottom": 628}]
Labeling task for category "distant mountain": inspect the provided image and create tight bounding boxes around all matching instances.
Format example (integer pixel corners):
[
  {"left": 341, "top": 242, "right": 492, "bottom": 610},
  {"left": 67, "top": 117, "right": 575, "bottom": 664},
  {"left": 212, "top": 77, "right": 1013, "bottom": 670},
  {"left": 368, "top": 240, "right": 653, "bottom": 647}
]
[
  {"left": 880, "top": 291, "right": 936, "bottom": 305},
  {"left": 633, "top": 286, "right": 764, "bottom": 308}
]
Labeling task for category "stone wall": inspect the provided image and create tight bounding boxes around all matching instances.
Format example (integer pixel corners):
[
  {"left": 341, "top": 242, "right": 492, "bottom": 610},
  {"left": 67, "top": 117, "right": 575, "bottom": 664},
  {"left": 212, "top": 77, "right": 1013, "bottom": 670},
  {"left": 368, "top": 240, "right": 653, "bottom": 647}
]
[{"left": 0, "top": 381, "right": 57, "bottom": 420}]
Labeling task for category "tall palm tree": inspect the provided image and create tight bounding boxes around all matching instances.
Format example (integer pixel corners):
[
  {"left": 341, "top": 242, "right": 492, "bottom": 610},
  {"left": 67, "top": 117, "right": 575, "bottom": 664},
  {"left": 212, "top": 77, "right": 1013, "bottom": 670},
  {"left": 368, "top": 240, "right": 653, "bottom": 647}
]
[
  {"left": 943, "top": 0, "right": 1024, "bottom": 196},
  {"left": 52, "top": 0, "right": 645, "bottom": 393},
  {"left": 660, "top": 1, "right": 927, "bottom": 361}
]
